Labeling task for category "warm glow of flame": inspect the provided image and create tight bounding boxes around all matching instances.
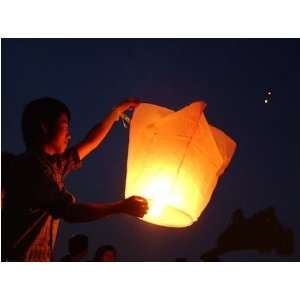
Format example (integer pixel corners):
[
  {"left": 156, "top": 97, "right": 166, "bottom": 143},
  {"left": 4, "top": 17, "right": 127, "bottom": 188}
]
[
  {"left": 142, "top": 175, "right": 175, "bottom": 217},
  {"left": 129, "top": 169, "right": 196, "bottom": 227}
]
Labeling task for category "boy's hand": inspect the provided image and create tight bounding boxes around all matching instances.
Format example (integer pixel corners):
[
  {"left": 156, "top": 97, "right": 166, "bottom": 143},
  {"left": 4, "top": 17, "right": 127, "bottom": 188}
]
[
  {"left": 119, "top": 195, "right": 148, "bottom": 218},
  {"left": 115, "top": 97, "right": 141, "bottom": 114}
]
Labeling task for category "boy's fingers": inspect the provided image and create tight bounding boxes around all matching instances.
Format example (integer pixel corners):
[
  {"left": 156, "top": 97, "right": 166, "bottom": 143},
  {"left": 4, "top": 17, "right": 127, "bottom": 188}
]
[
  {"left": 125, "top": 196, "right": 149, "bottom": 217},
  {"left": 133, "top": 195, "right": 147, "bottom": 202}
]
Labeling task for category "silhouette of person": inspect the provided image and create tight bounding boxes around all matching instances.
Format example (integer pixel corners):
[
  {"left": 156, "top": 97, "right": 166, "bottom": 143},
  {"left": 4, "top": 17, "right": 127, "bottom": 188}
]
[
  {"left": 60, "top": 234, "right": 89, "bottom": 262},
  {"left": 93, "top": 245, "right": 117, "bottom": 262},
  {"left": 2, "top": 97, "right": 148, "bottom": 262},
  {"left": 200, "top": 207, "right": 294, "bottom": 261}
]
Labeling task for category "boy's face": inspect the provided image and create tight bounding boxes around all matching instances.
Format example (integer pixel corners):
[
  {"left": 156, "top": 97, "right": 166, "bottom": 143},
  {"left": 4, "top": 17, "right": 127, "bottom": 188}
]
[{"left": 47, "top": 113, "right": 71, "bottom": 154}]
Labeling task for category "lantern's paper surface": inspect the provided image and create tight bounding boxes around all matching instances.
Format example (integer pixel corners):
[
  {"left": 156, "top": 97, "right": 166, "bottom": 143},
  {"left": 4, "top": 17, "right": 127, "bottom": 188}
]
[{"left": 125, "top": 101, "right": 236, "bottom": 227}]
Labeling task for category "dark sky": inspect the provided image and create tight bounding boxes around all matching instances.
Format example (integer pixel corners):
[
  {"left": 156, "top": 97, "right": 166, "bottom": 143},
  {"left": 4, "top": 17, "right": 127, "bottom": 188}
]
[{"left": 2, "top": 38, "right": 300, "bottom": 261}]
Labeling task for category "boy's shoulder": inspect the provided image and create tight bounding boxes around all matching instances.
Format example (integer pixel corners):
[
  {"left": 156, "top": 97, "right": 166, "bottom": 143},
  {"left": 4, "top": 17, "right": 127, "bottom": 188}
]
[
  {"left": 2, "top": 151, "right": 39, "bottom": 180},
  {"left": 2, "top": 147, "right": 81, "bottom": 184},
  {"left": 2, "top": 150, "right": 54, "bottom": 184}
]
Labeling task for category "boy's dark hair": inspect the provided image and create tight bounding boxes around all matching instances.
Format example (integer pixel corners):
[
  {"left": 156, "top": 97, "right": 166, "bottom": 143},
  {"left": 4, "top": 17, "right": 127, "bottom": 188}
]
[
  {"left": 68, "top": 234, "right": 89, "bottom": 256},
  {"left": 22, "top": 97, "right": 71, "bottom": 149},
  {"left": 94, "top": 245, "right": 117, "bottom": 261}
]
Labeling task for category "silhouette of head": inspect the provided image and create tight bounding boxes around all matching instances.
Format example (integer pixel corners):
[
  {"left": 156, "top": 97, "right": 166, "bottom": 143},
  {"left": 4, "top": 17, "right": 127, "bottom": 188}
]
[
  {"left": 22, "top": 97, "right": 71, "bottom": 150},
  {"left": 93, "top": 245, "right": 117, "bottom": 262},
  {"left": 69, "top": 234, "right": 89, "bottom": 259}
]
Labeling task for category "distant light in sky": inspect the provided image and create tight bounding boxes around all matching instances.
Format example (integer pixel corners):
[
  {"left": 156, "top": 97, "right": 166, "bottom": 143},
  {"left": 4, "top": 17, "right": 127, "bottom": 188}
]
[{"left": 264, "top": 89, "right": 272, "bottom": 104}]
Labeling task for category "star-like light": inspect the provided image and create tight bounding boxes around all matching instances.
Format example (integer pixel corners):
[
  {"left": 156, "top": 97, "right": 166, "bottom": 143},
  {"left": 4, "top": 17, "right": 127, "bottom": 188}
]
[{"left": 264, "top": 89, "right": 272, "bottom": 104}]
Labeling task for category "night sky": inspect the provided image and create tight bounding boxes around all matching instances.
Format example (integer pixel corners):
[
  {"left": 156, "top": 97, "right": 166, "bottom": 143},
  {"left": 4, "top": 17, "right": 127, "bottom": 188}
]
[{"left": 2, "top": 38, "right": 300, "bottom": 261}]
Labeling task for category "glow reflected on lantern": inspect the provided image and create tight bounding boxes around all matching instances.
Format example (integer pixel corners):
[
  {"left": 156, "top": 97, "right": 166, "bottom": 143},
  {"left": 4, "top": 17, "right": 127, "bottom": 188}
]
[
  {"left": 138, "top": 174, "right": 183, "bottom": 218},
  {"left": 129, "top": 169, "right": 199, "bottom": 227}
]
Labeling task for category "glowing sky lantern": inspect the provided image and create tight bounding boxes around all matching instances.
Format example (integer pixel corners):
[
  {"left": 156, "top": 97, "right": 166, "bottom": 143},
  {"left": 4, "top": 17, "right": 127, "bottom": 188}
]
[{"left": 125, "top": 101, "right": 237, "bottom": 228}]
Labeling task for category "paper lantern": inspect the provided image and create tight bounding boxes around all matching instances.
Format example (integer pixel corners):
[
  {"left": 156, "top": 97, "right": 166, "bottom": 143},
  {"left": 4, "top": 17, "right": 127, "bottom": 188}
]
[{"left": 125, "top": 101, "right": 236, "bottom": 227}]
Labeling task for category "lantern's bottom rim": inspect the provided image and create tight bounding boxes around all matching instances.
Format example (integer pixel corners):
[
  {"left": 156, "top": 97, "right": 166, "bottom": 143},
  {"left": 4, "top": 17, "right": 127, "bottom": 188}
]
[{"left": 141, "top": 203, "right": 194, "bottom": 228}]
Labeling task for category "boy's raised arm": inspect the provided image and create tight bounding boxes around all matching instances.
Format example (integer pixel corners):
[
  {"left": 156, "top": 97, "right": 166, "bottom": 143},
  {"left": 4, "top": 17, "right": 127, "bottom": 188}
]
[{"left": 76, "top": 97, "right": 140, "bottom": 160}]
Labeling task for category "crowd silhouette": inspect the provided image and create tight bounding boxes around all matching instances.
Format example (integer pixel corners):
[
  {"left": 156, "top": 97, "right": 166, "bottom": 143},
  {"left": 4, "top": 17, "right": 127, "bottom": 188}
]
[
  {"left": 59, "top": 235, "right": 117, "bottom": 262},
  {"left": 57, "top": 207, "right": 294, "bottom": 262}
]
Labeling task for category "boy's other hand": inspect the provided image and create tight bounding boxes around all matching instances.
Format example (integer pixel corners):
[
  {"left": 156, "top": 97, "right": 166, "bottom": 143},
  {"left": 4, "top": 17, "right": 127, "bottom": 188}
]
[{"left": 120, "top": 195, "right": 148, "bottom": 218}]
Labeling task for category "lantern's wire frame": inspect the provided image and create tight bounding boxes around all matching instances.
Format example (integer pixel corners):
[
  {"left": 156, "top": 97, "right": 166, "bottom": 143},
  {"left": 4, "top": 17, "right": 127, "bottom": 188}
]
[{"left": 119, "top": 112, "right": 131, "bottom": 128}]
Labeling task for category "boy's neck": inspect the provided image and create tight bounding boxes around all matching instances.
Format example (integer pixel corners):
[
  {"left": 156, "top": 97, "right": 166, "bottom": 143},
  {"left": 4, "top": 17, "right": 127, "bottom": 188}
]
[
  {"left": 29, "top": 144, "right": 57, "bottom": 156},
  {"left": 41, "top": 144, "right": 57, "bottom": 155}
]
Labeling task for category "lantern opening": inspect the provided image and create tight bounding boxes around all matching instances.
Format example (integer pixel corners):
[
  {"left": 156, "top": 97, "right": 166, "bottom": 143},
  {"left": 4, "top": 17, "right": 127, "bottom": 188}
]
[
  {"left": 143, "top": 199, "right": 194, "bottom": 228},
  {"left": 132, "top": 174, "right": 195, "bottom": 227}
]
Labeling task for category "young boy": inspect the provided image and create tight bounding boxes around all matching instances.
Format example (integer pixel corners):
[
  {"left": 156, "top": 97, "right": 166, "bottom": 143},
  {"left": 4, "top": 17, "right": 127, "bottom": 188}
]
[{"left": 1, "top": 97, "right": 148, "bottom": 262}]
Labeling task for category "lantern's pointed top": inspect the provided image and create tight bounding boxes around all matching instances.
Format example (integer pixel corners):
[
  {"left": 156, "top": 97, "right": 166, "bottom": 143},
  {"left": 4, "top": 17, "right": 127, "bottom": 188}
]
[
  {"left": 177, "top": 100, "right": 207, "bottom": 118},
  {"left": 188, "top": 100, "right": 207, "bottom": 111}
]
